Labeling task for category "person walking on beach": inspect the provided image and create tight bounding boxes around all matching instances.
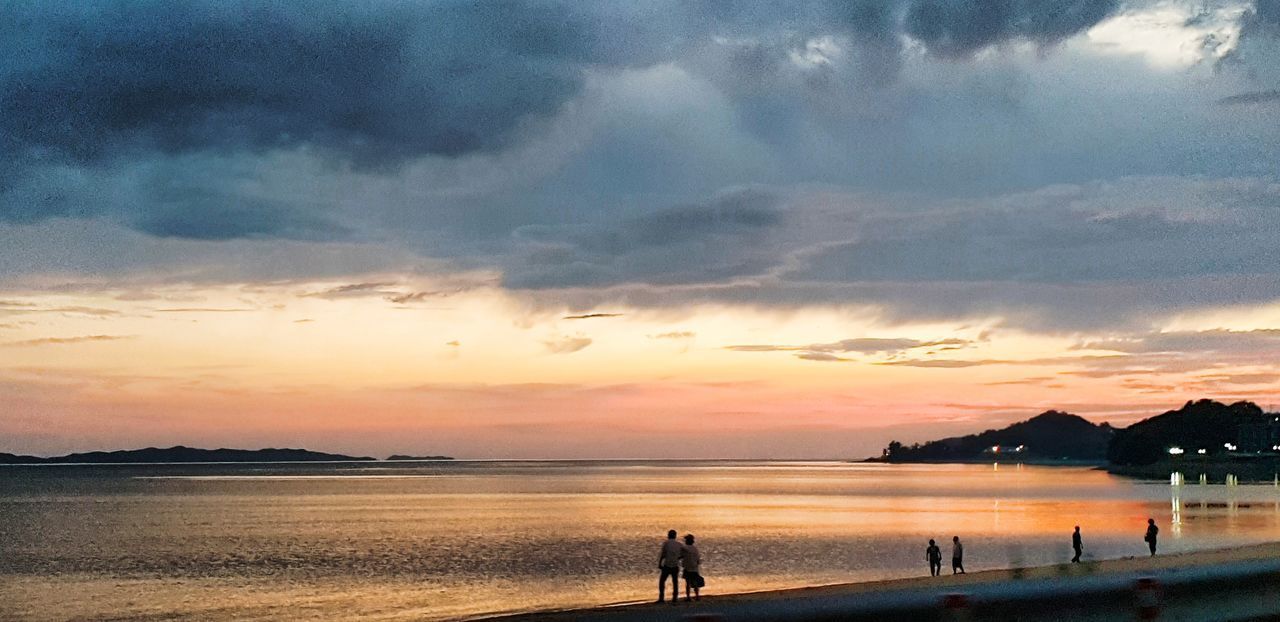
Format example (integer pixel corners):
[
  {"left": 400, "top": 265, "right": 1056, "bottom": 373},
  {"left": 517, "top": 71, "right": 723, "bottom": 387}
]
[
  {"left": 682, "top": 534, "right": 703, "bottom": 601},
  {"left": 926, "top": 539, "right": 942, "bottom": 576},
  {"left": 1072, "top": 526, "right": 1083, "bottom": 563},
  {"left": 1144, "top": 518, "right": 1159, "bottom": 556},
  {"left": 951, "top": 536, "right": 966, "bottom": 574},
  {"left": 658, "top": 529, "right": 684, "bottom": 603}
]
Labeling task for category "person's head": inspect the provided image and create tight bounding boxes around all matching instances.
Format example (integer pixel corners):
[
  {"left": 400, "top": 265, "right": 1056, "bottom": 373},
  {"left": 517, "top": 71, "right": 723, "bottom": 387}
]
[
  {"left": 953, "top": 536, "right": 959, "bottom": 542},
  {"left": 1147, "top": 518, "right": 1154, "bottom": 525},
  {"left": 929, "top": 539, "right": 936, "bottom": 545},
  {"left": 684, "top": 534, "right": 695, "bottom": 545},
  {"left": 1075, "top": 526, "right": 1080, "bottom": 531},
  {"left": 668, "top": 529, "right": 678, "bottom": 539}
]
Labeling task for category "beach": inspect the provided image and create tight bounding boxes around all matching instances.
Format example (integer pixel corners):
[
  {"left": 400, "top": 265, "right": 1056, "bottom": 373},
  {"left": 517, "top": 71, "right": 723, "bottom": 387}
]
[{"left": 490, "top": 541, "right": 1280, "bottom": 621}]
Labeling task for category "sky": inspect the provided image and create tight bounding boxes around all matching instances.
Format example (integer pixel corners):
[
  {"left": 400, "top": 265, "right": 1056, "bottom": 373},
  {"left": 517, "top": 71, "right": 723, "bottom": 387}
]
[{"left": 2, "top": 0, "right": 1280, "bottom": 459}]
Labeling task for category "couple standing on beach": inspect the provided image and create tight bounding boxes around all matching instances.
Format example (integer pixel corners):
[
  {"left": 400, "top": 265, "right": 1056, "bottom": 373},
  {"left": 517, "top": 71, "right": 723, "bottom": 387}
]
[
  {"left": 658, "top": 530, "right": 703, "bottom": 603},
  {"left": 925, "top": 536, "right": 965, "bottom": 576}
]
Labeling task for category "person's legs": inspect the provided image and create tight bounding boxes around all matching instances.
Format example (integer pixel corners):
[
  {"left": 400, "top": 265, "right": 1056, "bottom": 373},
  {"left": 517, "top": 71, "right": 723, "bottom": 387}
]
[
  {"left": 658, "top": 567, "right": 674, "bottom": 602},
  {"left": 1149, "top": 540, "right": 1157, "bottom": 556},
  {"left": 1072, "top": 547, "right": 1081, "bottom": 563},
  {"left": 687, "top": 573, "right": 700, "bottom": 600}
]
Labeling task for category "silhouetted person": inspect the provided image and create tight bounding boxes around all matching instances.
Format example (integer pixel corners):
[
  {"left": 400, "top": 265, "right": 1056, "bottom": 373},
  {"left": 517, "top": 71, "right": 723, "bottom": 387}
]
[
  {"left": 926, "top": 539, "right": 942, "bottom": 576},
  {"left": 1072, "top": 526, "right": 1083, "bottom": 563},
  {"left": 682, "top": 533, "right": 703, "bottom": 601},
  {"left": 658, "top": 529, "right": 684, "bottom": 603},
  {"left": 1144, "top": 518, "right": 1159, "bottom": 556},
  {"left": 951, "top": 536, "right": 965, "bottom": 574}
]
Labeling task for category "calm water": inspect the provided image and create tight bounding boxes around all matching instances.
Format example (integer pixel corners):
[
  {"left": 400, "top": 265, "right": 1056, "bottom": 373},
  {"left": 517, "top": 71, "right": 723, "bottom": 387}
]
[{"left": 3, "top": 461, "right": 1280, "bottom": 621}]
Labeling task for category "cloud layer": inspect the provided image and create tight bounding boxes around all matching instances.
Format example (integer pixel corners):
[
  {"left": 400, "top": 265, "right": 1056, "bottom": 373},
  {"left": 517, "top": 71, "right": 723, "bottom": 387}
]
[{"left": 2, "top": 0, "right": 1278, "bottom": 334}]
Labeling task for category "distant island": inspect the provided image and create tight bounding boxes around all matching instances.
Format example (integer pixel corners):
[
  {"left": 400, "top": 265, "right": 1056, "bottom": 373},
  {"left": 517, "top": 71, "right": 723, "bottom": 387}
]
[
  {"left": 0, "top": 446, "right": 376, "bottom": 464},
  {"left": 877, "top": 410, "right": 1114, "bottom": 463},
  {"left": 877, "top": 399, "right": 1280, "bottom": 480},
  {"left": 386, "top": 454, "right": 454, "bottom": 461}
]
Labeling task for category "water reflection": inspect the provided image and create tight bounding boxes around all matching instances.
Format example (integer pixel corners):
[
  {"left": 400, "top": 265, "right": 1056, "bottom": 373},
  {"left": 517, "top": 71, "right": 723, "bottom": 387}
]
[
  {"left": 6, "top": 461, "right": 1280, "bottom": 621},
  {"left": 1171, "top": 481, "right": 1182, "bottom": 536}
]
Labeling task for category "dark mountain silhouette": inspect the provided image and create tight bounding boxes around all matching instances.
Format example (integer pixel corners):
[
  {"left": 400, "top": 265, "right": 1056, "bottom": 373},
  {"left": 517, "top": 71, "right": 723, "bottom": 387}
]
[
  {"left": 0, "top": 446, "right": 374, "bottom": 464},
  {"left": 881, "top": 410, "right": 1114, "bottom": 462},
  {"left": 386, "top": 454, "right": 454, "bottom": 460},
  {"left": 1107, "top": 399, "right": 1269, "bottom": 466}
]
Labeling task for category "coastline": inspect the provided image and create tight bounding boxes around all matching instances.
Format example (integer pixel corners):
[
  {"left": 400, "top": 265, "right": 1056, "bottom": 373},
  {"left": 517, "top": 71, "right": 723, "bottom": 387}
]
[
  {"left": 486, "top": 541, "right": 1280, "bottom": 621},
  {"left": 1107, "top": 459, "right": 1280, "bottom": 482},
  {"left": 862, "top": 458, "right": 1108, "bottom": 467}
]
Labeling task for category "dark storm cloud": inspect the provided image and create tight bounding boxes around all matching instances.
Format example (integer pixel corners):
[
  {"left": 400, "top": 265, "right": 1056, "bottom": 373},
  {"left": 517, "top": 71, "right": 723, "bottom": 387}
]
[
  {"left": 0, "top": 1, "right": 686, "bottom": 237},
  {"left": 0, "top": 0, "right": 1131, "bottom": 242},
  {"left": 505, "top": 187, "right": 787, "bottom": 289},
  {"left": 0, "top": 1, "right": 644, "bottom": 170},
  {"left": 134, "top": 193, "right": 348, "bottom": 241},
  {"left": 8, "top": 0, "right": 1272, "bottom": 337},
  {"left": 501, "top": 176, "right": 1280, "bottom": 331},
  {"left": 789, "top": 180, "right": 1280, "bottom": 285},
  {"left": 902, "top": 0, "right": 1120, "bottom": 59}
]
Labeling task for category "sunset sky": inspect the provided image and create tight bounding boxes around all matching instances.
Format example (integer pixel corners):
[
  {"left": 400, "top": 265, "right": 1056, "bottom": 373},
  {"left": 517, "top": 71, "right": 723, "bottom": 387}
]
[{"left": 3, "top": 0, "right": 1280, "bottom": 458}]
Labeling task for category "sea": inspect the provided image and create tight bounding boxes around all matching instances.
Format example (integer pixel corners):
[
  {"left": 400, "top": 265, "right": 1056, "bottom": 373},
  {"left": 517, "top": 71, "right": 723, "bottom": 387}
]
[{"left": 3, "top": 460, "right": 1280, "bottom": 621}]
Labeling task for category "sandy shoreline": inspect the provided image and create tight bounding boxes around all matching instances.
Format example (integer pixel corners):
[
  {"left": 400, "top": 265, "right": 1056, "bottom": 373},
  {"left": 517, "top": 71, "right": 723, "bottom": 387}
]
[{"left": 485, "top": 540, "right": 1280, "bottom": 620}]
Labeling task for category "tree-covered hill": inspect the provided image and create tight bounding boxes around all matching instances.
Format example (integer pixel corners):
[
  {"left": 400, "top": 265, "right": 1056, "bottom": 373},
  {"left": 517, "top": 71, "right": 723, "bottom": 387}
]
[
  {"left": 1107, "top": 399, "right": 1270, "bottom": 466},
  {"left": 882, "top": 410, "right": 1114, "bottom": 462}
]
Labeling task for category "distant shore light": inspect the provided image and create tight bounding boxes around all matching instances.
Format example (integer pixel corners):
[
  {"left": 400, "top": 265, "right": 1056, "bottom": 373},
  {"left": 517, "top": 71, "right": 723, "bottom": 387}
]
[{"left": 1168, "top": 447, "right": 1185, "bottom": 455}]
